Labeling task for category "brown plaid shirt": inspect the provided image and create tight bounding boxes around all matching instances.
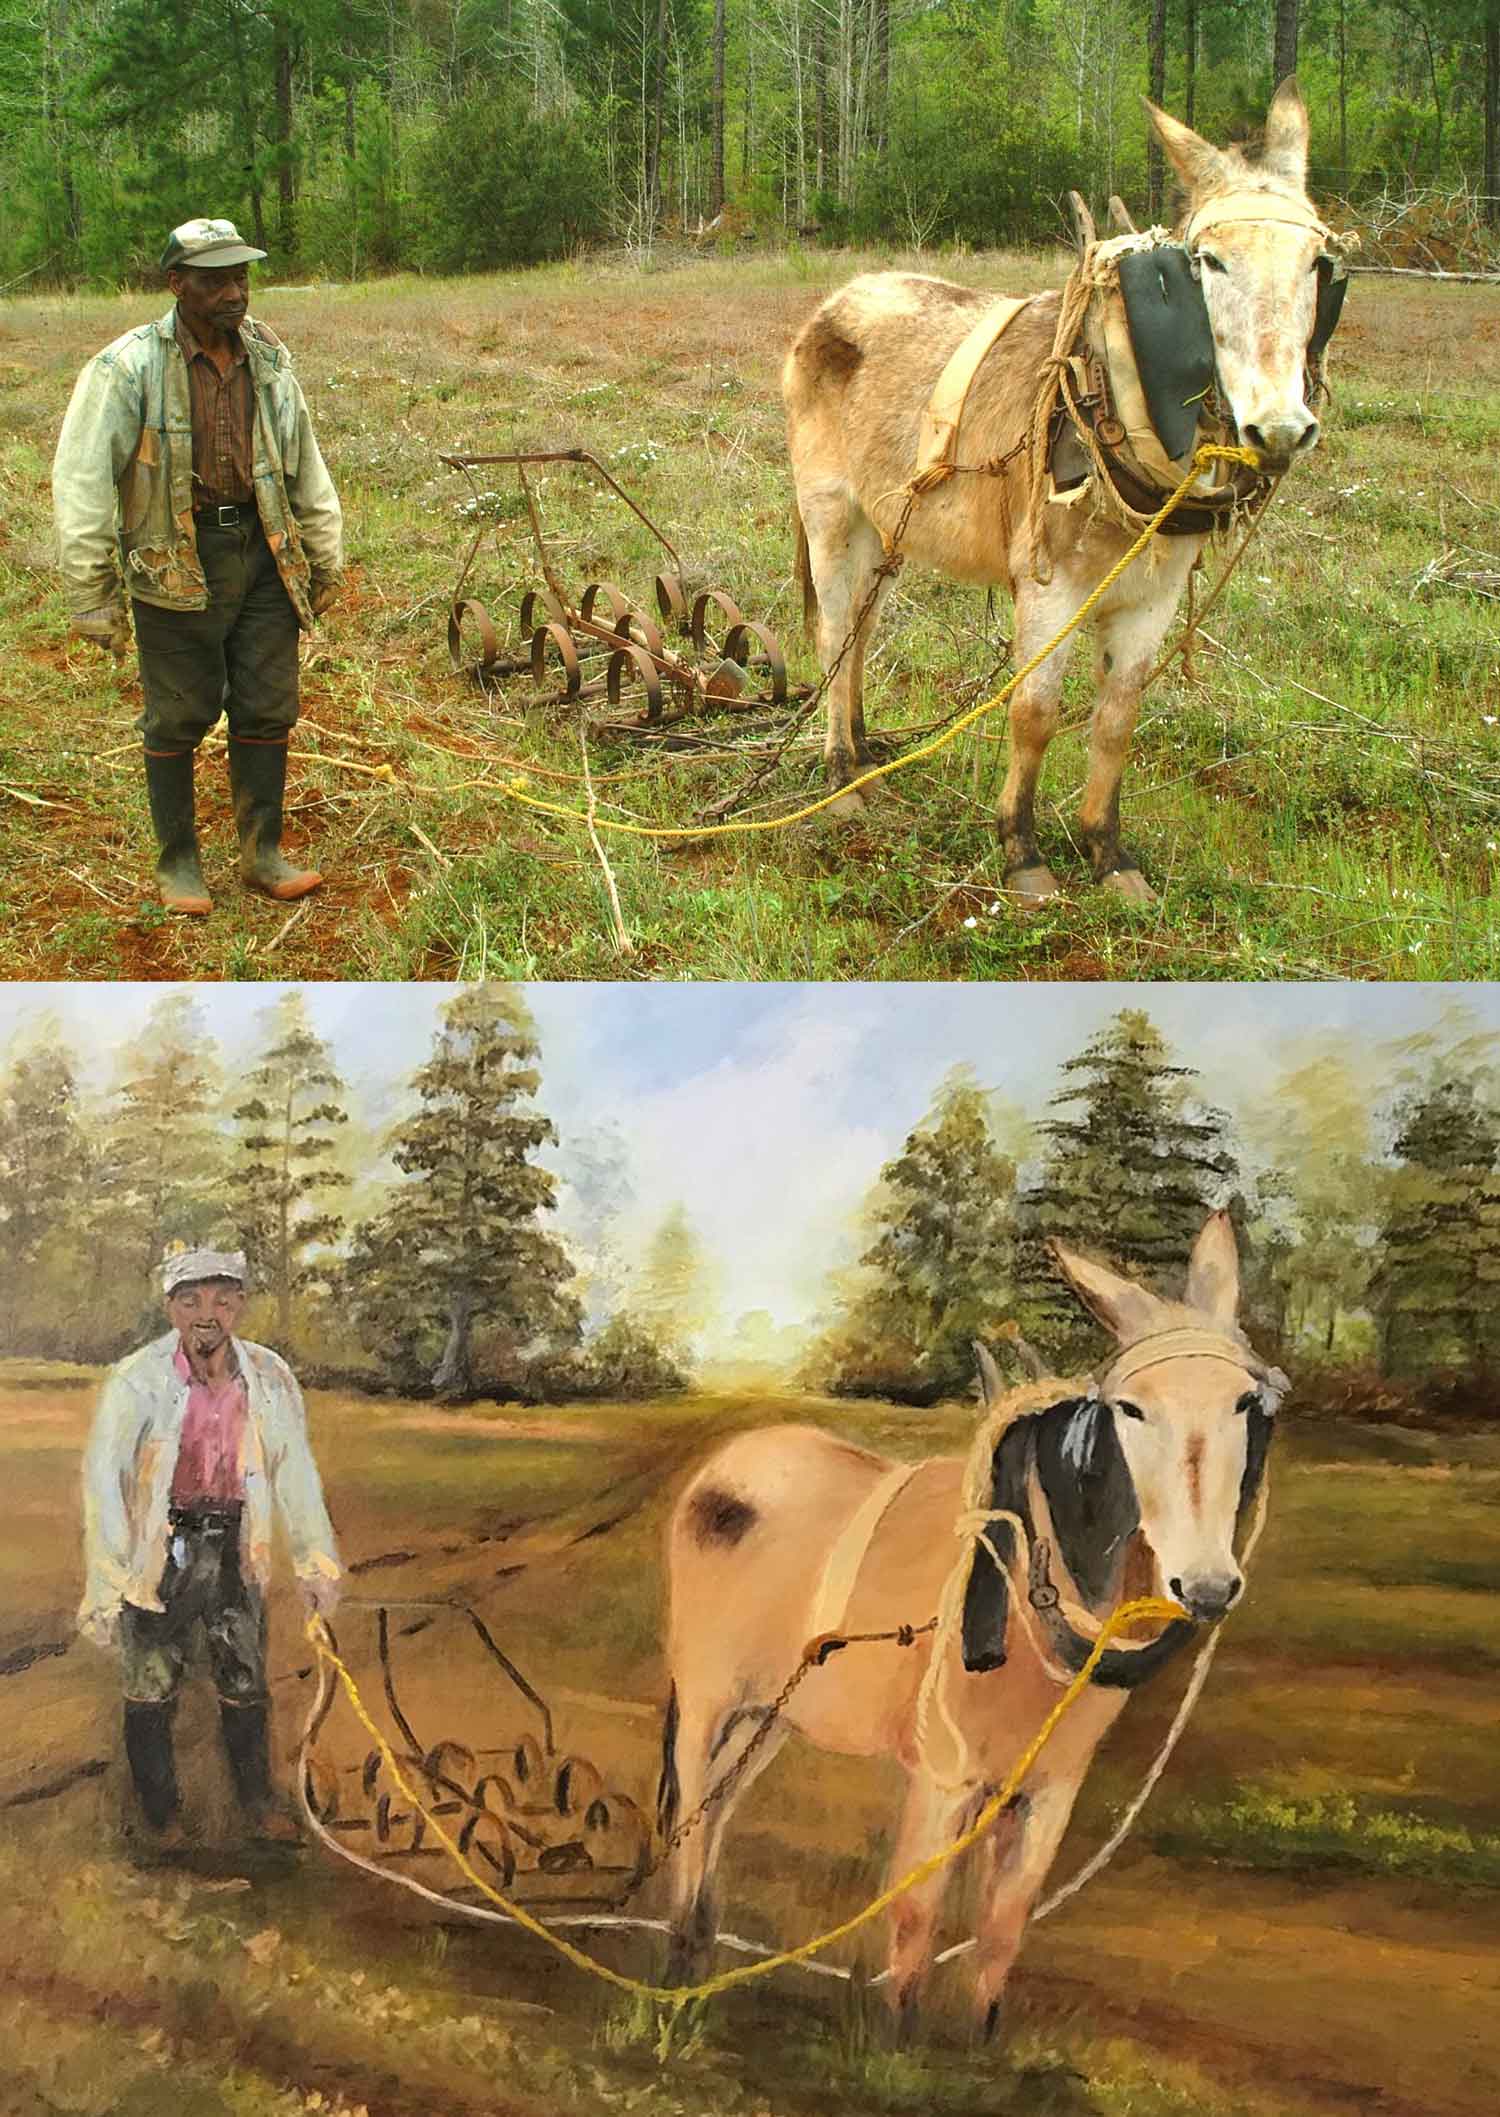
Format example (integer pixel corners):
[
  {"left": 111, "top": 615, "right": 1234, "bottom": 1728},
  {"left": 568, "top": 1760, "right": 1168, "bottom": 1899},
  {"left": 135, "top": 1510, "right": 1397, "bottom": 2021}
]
[{"left": 174, "top": 311, "right": 255, "bottom": 507}]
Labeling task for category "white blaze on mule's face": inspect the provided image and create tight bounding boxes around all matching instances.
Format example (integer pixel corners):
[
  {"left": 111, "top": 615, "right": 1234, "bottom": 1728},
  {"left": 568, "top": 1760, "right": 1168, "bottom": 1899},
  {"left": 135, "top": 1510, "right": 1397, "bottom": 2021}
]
[
  {"left": 1105, "top": 1363, "right": 1252, "bottom": 1622},
  {"left": 1148, "top": 77, "right": 1325, "bottom": 475}
]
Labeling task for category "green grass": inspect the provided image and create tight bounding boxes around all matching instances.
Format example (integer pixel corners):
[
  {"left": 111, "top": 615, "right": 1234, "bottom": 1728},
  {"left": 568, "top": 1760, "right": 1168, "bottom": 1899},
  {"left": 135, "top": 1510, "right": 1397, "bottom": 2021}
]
[
  {"left": 1152, "top": 1786, "right": 1500, "bottom": 1887},
  {"left": 1, "top": 251, "right": 1497, "bottom": 978}
]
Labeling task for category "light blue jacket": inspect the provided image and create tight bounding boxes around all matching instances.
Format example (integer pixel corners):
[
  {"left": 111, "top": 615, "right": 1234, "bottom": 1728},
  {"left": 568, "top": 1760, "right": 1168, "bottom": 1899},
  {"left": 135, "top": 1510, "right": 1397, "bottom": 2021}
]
[
  {"left": 79, "top": 1331, "right": 342, "bottom": 1649},
  {"left": 52, "top": 306, "right": 343, "bottom": 625}
]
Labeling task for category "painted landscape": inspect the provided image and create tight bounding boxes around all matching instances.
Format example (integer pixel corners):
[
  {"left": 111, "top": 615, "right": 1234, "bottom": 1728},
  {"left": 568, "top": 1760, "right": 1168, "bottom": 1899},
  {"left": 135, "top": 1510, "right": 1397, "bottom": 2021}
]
[{"left": 1, "top": 980, "right": 1497, "bottom": 2116}]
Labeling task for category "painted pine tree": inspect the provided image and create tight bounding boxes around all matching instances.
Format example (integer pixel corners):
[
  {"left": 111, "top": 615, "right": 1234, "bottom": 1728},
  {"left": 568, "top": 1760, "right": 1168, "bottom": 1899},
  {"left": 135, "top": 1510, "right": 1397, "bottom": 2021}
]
[
  {"left": 1017, "top": 1009, "right": 1238, "bottom": 1362},
  {"left": 805, "top": 1067, "right": 1018, "bottom": 1404},
  {"left": 345, "top": 984, "right": 580, "bottom": 1400},
  {"left": 230, "top": 991, "right": 349, "bottom": 1348},
  {"left": 0, "top": 1040, "right": 90, "bottom": 1350},
  {"left": 1371, "top": 1078, "right": 1500, "bottom": 1378}
]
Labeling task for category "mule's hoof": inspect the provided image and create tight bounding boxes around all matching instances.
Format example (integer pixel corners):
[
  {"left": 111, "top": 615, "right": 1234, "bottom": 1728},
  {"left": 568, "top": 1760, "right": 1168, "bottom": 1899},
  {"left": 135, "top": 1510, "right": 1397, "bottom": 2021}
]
[
  {"left": 823, "top": 785, "right": 872, "bottom": 823},
  {"left": 1003, "top": 863, "right": 1062, "bottom": 907},
  {"left": 1099, "top": 866, "right": 1156, "bottom": 906}
]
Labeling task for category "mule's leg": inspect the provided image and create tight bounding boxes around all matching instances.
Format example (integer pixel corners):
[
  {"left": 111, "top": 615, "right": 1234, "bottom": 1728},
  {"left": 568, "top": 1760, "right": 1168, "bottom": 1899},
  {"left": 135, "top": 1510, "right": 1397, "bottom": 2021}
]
[
  {"left": 970, "top": 1778, "right": 1082, "bottom": 2040},
  {"left": 1078, "top": 541, "right": 1201, "bottom": 902},
  {"left": 881, "top": 1768, "right": 972, "bottom": 2036},
  {"left": 662, "top": 1689, "right": 790, "bottom": 1986},
  {"left": 997, "top": 576, "right": 1086, "bottom": 903},
  {"left": 798, "top": 481, "right": 896, "bottom": 813}
]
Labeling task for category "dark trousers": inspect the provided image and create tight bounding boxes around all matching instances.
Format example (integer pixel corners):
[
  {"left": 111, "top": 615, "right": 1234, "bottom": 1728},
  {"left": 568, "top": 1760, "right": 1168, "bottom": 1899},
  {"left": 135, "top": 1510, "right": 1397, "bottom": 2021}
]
[
  {"left": 120, "top": 1508, "right": 268, "bottom": 1708},
  {"left": 132, "top": 513, "right": 301, "bottom": 755}
]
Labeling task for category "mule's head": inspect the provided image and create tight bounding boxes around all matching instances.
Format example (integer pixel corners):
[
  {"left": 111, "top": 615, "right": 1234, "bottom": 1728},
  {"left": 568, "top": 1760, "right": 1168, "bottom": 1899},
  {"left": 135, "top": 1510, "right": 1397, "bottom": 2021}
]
[
  {"left": 1048, "top": 1211, "right": 1282, "bottom": 1623},
  {"left": 1146, "top": 79, "right": 1337, "bottom": 474}
]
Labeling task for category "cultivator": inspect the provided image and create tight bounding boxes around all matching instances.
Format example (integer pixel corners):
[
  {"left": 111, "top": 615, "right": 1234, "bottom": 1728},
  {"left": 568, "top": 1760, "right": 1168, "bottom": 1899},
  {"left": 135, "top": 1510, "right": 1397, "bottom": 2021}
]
[
  {"left": 441, "top": 447, "right": 803, "bottom": 729},
  {"left": 302, "top": 1603, "right": 651, "bottom": 1911}
]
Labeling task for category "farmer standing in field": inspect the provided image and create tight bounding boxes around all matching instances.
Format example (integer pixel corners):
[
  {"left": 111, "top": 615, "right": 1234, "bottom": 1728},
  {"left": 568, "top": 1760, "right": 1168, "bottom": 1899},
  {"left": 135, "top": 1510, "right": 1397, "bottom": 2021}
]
[
  {"left": 78, "top": 1243, "right": 343, "bottom": 1855},
  {"left": 51, "top": 216, "right": 344, "bottom": 913}
]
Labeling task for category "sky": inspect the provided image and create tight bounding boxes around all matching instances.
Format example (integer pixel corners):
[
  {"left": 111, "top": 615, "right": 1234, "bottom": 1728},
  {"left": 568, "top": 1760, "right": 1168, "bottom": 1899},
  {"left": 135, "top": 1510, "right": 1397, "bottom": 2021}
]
[{"left": 2, "top": 981, "right": 1496, "bottom": 1342}]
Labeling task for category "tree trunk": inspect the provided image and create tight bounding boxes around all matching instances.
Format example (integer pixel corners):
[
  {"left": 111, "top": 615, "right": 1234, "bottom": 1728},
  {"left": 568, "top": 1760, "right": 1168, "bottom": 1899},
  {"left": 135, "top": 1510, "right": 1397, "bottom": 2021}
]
[
  {"left": 1338, "top": 0, "right": 1349, "bottom": 192},
  {"left": 815, "top": 15, "right": 827, "bottom": 198},
  {"left": 431, "top": 1291, "right": 475, "bottom": 1400},
  {"left": 711, "top": 0, "right": 726, "bottom": 215},
  {"left": 646, "top": 0, "right": 671, "bottom": 227},
  {"left": 1273, "top": 0, "right": 1299, "bottom": 88},
  {"left": 274, "top": 30, "right": 295, "bottom": 258},
  {"left": 278, "top": 1079, "right": 293, "bottom": 1346},
  {"left": 1486, "top": 3, "right": 1499, "bottom": 226},
  {"left": 1146, "top": 0, "right": 1167, "bottom": 220},
  {"left": 873, "top": 0, "right": 889, "bottom": 157},
  {"left": 1184, "top": 0, "right": 1197, "bottom": 128}
]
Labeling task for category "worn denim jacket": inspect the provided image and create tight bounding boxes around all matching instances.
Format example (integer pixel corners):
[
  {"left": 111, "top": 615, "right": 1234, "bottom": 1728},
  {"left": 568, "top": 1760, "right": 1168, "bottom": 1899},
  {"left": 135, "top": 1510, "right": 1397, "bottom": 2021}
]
[
  {"left": 52, "top": 307, "right": 343, "bottom": 626},
  {"left": 79, "top": 1331, "right": 343, "bottom": 1650}
]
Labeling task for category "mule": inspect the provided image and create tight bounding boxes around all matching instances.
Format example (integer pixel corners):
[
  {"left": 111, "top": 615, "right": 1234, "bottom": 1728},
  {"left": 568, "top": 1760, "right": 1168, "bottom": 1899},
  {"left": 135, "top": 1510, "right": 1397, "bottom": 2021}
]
[
  {"left": 782, "top": 80, "right": 1336, "bottom": 903},
  {"left": 658, "top": 1210, "right": 1281, "bottom": 2032}
]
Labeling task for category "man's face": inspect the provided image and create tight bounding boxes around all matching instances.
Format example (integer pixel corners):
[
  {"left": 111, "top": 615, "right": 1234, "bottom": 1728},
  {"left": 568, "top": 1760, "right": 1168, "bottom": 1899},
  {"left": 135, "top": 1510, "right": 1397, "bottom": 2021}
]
[
  {"left": 167, "top": 262, "right": 251, "bottom": 342},
  {"left": 166, "top": 1277, "right": 246, "bottom": 1357}
]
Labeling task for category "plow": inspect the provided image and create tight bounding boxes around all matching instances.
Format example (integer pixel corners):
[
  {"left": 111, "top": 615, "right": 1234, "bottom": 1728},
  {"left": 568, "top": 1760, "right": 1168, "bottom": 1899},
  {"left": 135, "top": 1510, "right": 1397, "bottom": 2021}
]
[
  {"left": 301, "top": 1600, "right": 653, "bottom": 1914},
  {"left": 441, "top": 447, "right": 804, "bottom": 733}
]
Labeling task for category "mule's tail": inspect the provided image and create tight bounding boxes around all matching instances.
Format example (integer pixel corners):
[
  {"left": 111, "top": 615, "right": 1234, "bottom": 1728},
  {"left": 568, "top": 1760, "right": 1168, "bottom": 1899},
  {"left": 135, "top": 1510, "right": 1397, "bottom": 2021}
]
[
  {"left": 793, "top": 506, "right": 818, "bottom": 641},
  {"left": 656, "top": 1680, "right": 682, "bottom": 1840}
]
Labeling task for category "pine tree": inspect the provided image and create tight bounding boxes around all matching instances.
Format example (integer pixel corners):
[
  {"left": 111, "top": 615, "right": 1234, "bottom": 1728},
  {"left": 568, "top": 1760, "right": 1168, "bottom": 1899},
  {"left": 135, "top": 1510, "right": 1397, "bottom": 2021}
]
[
  {"left": 0, "top": 1037, "right": 90, "bottom": 1349},
  {"left": 805, "top": 1068, "right": 1018, "bottom": 1404},
  {"left": 85, "top": 993, "right": 227, "bottom": 1342},
  {"left": 345, "top": 984, "right": 581, "bottom": 1401},
  {"left": 1371, "top": 1078, "right": 1500, "bottom": 1378},
  {"left": 230, "top": 990, "right": 349, "bottom": 1348},
  {"left": 1017, "top": 1009, "right": 1239, "bottom": 1363},
  {"left": 633, "top": 1204, "right": 718, "bottom": 1364}
]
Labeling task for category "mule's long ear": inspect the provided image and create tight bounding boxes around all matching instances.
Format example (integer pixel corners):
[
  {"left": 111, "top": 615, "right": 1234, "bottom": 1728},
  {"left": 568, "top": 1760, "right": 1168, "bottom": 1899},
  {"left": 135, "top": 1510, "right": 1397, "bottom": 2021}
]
[
  {"left": 1048, "top": 1238, "right": 1158, "bottom": 1343},
  {"left": 1143, "top": 98, "right": 1231, "bottom": 200},
  {"left": 1184, "top": 1208, "right": 1240, "bottom": 1327},
  {"left": 1262, "top": 77, "right": 1310, "bottom": 190}
]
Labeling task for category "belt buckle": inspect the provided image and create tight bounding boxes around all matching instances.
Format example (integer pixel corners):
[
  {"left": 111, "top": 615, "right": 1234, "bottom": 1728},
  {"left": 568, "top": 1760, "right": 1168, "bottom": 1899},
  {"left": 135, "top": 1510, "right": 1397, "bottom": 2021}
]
[{"left": 216, "top": 503, "right": 241, "bottom": 528}]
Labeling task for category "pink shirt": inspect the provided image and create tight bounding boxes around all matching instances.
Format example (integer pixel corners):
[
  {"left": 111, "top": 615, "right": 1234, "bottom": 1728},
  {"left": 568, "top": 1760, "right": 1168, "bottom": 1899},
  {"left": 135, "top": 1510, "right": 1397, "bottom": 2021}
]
[{"left": 169, "top": 1341, "right": 248, "bottom": 1504}]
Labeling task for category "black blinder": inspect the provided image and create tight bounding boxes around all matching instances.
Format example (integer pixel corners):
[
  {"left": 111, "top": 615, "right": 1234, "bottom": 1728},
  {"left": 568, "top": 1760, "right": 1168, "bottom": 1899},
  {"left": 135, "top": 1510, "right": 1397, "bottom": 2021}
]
[
  {"left": 1116, "top": 244, "right": 1217, "bottom": 463},
  {"left": 1239, "top": 1401, "right": 1275, "bottom": 1519},
  {"left": 960, "top": 1416, "right": 1035, "bottom": 1674},
  {"left": 1309, "top": 256, "right": 1348, "bottom": 363}
]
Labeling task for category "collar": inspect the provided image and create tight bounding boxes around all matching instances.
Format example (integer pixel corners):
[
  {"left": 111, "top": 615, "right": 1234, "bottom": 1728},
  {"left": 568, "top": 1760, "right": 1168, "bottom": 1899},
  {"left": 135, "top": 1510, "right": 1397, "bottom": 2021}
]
[
  {"left": 172, "top": 1334, "right": 244, "bottom": 1389},
  {"left": 173, "top": 306, "right": 248, "bottom": 367}
]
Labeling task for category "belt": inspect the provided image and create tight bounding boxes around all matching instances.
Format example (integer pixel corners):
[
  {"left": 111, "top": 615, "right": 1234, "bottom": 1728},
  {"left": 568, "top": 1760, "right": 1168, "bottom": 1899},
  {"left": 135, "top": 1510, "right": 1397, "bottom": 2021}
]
[
  {"left": 193, "top": 502, "right": 255, "bottom": 528},
  {"left": 169, "top": 1501, "right": 244, "bottom": 1534}
]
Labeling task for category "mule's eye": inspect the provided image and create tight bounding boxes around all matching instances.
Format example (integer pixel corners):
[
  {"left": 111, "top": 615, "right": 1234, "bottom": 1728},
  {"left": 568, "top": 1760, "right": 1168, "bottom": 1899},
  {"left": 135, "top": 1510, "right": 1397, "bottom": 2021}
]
[
  {"left": 1235, "top": 1391, "right": 1260, "bottom": 1415},
  {"left": 1198, "top": 249, "right": 1228, "bottom": 275},
  {"left": 1115, "top": 1399, "right": 1147, "bottom": 1422}
]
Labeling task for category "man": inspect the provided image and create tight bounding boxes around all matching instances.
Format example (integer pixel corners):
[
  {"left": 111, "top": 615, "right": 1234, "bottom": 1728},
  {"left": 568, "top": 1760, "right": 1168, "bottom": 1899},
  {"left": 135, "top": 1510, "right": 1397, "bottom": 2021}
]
[
  {"left": 52, "top": 217, "right": 344, "bottom": 913},
  {"left": 79, "top": 1244, "right": 342, "bottom": 1853}
]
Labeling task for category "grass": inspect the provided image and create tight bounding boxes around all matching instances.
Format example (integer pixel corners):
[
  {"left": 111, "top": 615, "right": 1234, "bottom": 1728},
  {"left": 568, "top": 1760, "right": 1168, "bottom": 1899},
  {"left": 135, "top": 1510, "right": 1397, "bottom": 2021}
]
[
  {"left": 3, "top": 1379, "right": 1500, "bottom": 2117},
  {"left": 1, "top": 249, "right": 1497, "bottom": 979}
]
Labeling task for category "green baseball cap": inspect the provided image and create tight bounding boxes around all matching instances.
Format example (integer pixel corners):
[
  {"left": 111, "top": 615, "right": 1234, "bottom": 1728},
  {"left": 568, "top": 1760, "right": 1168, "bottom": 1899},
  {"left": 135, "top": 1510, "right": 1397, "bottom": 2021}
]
[{"left": 160, "top": 217, "right": 267, "bottom": 271}]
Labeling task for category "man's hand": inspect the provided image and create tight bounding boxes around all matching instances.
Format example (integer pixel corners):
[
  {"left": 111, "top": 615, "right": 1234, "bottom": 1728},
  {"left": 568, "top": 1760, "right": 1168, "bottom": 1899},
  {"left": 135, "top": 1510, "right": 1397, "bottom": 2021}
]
[
  {"left": 309, "top": 575, "right": 343, "bottom": 619},
  {"left": 300, "top": 1573, "right": 341, "bottom": 1622},
  {"left": 70, "top": 605, "right": 130, "bottom": 657}
]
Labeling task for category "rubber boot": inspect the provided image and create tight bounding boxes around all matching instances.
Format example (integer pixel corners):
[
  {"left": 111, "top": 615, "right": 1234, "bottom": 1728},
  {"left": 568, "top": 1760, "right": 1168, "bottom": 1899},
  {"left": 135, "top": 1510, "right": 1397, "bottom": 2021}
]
[
  {"left": 123, "top": 1700, "right": 187, "bottom": 1844},
  {"left": 142, "top": 748, "right": 212, "bottom": 914},
  {"left": 220, "top": 1699, "right": 301, "bottom": 1844},
  {"left": 228, "top": 735, "right": 322, "bottom": 901}
]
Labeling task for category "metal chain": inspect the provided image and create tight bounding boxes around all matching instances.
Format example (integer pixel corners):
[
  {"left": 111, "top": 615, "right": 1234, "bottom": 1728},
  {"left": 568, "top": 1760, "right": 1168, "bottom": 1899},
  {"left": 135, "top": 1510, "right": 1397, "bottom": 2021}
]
[{"left": 611, "top": 1618, "right": 938, "bottom": 1908}]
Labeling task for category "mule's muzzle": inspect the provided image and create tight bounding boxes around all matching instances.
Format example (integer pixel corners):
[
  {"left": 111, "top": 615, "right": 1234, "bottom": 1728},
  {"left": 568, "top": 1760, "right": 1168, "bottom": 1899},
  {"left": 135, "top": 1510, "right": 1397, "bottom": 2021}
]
[
  {"left": 1242, "top": 413, "right": 1319, "bottom": 473},
  {"left": 1168, "top": 1571, "right": 1243, "bottom": 1624}
]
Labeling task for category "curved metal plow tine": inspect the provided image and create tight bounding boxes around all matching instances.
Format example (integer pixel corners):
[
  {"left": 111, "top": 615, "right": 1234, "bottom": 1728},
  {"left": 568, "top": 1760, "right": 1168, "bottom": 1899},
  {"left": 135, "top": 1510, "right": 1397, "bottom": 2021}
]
[
  {"left": 580, "top": 581, "right": 633, "bottom": 631},
  {"left": 606, "top": 642, "right": 664, "bottom": 723},
  {"left": 721, "top": 620, "right": 788, "bottom": 703},
  {"left": 690, "top": 588, "right": 744, "bottom": 654},
  {"left": 531, "top": 622, "right": 582, "bottom": 699},
  {"left": 619, "top": 608, "right": 665, "bottom": 661},
  {"left": 519, "top": 586, "right": 569, "bottom": 634},
  {"left": 448, "top": 597, "right": 501, "bottom": 673},
  {"left": 655, "top": 572, "right": 690, "bottom": 632}
]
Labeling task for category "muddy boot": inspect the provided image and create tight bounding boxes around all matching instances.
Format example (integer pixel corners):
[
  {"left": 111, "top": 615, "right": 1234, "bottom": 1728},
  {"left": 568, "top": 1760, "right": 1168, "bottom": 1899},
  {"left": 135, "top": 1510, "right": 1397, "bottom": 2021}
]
[
  {"left": 142, "top": 749, "right": 212, "bottom": 914},
  {"left": 228, "top": 736, "right": 322, "bottom": 901},
  {"left": 220, "top": 1700, "right": 301, "bottom": 1845},
  {"left": 124, "top": 1700, "right": 187, "bottom": 1847}
]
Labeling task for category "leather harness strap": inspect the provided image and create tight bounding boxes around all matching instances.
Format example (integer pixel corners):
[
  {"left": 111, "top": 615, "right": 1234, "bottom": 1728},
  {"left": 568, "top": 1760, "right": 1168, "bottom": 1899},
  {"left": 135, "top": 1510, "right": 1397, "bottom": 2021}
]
[
  {"left": 912, "top": 297, "right": 1034, "bottom": 489},
  {"left": 809, "top": 1458, "right": 928, "bottom": 1642}
]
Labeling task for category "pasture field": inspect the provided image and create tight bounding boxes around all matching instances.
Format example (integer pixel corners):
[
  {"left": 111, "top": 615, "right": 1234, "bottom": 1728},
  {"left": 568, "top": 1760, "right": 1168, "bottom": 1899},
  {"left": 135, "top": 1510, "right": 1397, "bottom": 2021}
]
[
  {"left": 1, "top": 250, "right": 1497, "bottom": 982},
  {"left": 2, "top": 1370, "right": 1498, "bottom": 2117}
]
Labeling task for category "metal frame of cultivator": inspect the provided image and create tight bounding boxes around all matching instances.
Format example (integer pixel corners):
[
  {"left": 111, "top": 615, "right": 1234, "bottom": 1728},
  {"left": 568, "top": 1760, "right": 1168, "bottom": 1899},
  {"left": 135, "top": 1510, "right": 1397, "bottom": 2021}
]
[
  {"left": 440, "top": 447, "right": 803, "bottom": 730},
  {"left": 302, "top": 1601, "right": 651, "bottom": 1912}
]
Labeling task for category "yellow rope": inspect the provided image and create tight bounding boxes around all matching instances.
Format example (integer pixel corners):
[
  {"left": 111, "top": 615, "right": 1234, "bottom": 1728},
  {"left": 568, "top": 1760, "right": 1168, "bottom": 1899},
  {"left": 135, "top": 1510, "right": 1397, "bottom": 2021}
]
[
  {"left": 304, "top": 1590, "right": 1186, "bottom": 2020},
  {"left": 489, "top": 444, "right": 1260, "bottom": 843}
]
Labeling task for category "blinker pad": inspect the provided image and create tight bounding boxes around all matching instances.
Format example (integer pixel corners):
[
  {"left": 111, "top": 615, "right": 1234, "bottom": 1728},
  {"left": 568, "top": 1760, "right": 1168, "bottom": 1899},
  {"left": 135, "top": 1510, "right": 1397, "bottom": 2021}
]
[
  {"left": 1117, "top": 245, "right": 1216, "bottom": 463},
  {"left": 1309, "top": 261, "right": 1348, "bottom": 363},
  {"left": 960, "top": 1419, "right": 1033, "bottom": 1674}
]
